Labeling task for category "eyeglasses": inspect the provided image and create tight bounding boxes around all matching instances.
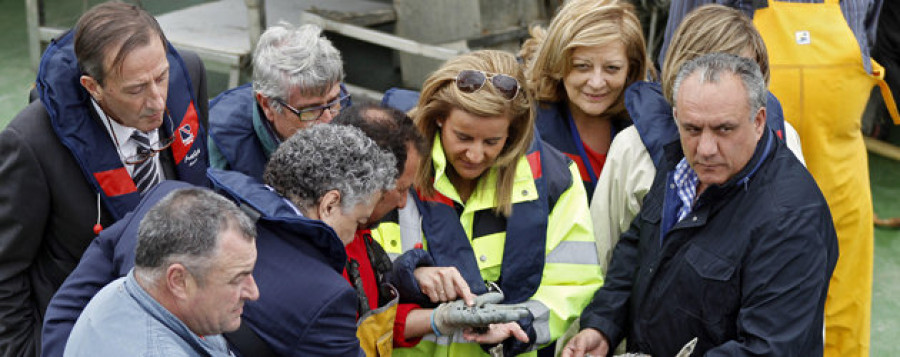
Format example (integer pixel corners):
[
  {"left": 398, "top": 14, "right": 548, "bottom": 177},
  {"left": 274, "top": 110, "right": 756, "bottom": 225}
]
[
  {"left": 106, "top": 110, "right": 175, "bottom": 165},
  {"left": 454, "top": 69, "right": 521, "bottom": 100},
  {"left": 276, "top": 92, "right": 351, "bottom": 122},
  {"left": 126, "top": 134, "right": 174, "bottom": 165}
]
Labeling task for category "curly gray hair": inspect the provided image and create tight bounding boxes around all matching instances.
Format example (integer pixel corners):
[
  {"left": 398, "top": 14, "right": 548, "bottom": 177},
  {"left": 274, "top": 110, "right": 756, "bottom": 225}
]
[
  {"left": 252, "top": 22, "right": 344, "bottom": 113},
  {"left": 264, "top": 124, "right": 397, "bottom": 212}
]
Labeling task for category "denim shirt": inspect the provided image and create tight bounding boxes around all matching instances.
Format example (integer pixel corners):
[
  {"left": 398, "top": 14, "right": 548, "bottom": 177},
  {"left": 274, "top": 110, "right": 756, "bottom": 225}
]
[{"left": 64, "top": 270, "right": 233, "bottom": 357}]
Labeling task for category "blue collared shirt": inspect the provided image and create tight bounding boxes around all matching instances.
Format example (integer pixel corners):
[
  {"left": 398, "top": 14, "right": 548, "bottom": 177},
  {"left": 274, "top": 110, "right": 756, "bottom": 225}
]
[{"left": 64, "top": 270, "right": 234, "bottom": 357}]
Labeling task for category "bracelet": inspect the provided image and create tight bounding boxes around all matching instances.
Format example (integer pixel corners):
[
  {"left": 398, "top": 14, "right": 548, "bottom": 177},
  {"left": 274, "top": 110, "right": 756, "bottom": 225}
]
[{"left": 430, "top": 308, "right": 443, "bottom": 337}]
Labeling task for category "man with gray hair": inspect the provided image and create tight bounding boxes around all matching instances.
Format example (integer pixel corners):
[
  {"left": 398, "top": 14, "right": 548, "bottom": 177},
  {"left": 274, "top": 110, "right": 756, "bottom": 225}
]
[
  {"left": 563, "top": 53, "right": 838, "bottom": 356},
  {"left": 207, "top": 23, "right": 349, "bottom": 181},
  {"left": 42, "top": 125, "right": 396, "bottom": 356},
  {"left": 0, "top": 3, "right": 210, "bottom": 353},
  {"left": 210, "top": 123, "right": 395, "bottom": 356},
  {"left": 64, "top": 188, "right": 258, "bottom": 356}
]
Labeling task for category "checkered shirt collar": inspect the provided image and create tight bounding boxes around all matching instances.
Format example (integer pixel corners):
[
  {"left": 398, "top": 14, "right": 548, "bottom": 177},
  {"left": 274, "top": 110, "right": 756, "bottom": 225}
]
[{"left": 673, "top": 157, "right": 699, "bottom": 222}]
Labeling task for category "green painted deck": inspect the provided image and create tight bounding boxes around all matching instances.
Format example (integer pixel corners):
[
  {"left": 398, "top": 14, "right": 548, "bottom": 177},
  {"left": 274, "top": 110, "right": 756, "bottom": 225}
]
[{"left": 1, "top": 0, "right": 898, "bottom": 354}]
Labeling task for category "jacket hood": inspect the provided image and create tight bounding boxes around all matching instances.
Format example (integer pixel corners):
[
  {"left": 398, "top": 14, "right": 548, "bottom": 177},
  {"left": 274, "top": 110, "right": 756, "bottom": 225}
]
[{"left": 207, "top": 168, "right": 347, "bottom": 272}]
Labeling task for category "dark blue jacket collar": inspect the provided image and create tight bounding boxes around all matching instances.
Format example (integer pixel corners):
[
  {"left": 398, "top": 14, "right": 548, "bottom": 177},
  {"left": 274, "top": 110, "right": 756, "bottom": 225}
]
[
  {"left": 207, "top": 169, "right": 347, "bottom": 272},
  {"left": 627, "top": 81, "right": 787, "bottom": 170},
  {"left": 664, "top": 127, "right": 776, "bottom": 204},
  {"left": 37, "top": 30, "right": 209, "bottom": 220}
]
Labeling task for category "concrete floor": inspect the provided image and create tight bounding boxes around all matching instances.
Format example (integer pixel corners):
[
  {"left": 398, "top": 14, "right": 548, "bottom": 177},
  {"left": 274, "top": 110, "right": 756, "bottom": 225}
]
[{"left": 1, "top": 0, "right": 898, "bottom": 355}]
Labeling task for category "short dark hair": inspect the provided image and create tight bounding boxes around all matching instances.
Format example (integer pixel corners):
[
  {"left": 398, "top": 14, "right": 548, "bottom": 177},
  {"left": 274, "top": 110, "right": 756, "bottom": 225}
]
[
  {"left": 74, "top": 1, "right": 168, "bottom": 85},
  {"left": 332, "top": 103, "right": 426, "bottom": 178},
  {"left": 135, "top": 188, "right": 255, "bottom": 283}
]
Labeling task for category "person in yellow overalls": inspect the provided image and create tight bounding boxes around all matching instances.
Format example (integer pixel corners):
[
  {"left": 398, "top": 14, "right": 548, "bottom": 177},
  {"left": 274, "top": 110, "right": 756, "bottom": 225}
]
[{"left": 753, "top": 1, "right": 897, "bottom": 356}]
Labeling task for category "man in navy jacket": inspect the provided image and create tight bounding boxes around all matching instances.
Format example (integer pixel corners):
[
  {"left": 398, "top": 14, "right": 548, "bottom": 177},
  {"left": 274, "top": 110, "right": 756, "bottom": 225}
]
[
  {"left": 0, "top": 3, "right": 209, "bottom": 355},
  {"left": 42, "top": 125, "right": 397, "bottom": 356},
  {"left": 563, "top": 53, "right": 838, "bottom": 356},
  {"left": 207, "top": 23, "right": 349, "bottom": 181}
]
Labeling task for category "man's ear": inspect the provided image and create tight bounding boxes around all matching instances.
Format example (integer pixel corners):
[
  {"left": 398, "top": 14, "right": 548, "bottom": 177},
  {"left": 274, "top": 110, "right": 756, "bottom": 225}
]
[
  {"left": 317, "top": 190, "right": 342, "bottom": 220},
  {"left": 754, "top": 106, "right": 767, "bottom": 138},
  {"left": 256, "top": 92, "right": 277, "bottom": 123},
  {"left": 166, "top": 263, "right": 192, "bottom": 300},
  {"left": 80, "top": 75, "right": 102, "bottom": 101}
]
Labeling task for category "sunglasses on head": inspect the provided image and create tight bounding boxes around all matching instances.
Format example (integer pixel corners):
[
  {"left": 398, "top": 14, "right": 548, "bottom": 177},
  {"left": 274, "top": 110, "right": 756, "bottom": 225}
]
[{"left": 454, "top": 69, "right": 521, "bottom": 100}]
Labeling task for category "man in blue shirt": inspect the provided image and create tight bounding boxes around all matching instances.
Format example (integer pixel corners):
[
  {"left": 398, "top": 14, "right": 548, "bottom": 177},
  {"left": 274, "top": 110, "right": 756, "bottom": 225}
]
[{"left": 65, "top": 188, "right": 258, "bottom": 356}]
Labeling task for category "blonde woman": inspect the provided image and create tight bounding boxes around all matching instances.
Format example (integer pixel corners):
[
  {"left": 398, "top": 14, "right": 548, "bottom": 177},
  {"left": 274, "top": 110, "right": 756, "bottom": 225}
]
[
  {"left": 372, "top": 50, "right": 601, "bottom": 356},
  {"left": 523, "top": 0, "right": 648, "bottom": 199}
]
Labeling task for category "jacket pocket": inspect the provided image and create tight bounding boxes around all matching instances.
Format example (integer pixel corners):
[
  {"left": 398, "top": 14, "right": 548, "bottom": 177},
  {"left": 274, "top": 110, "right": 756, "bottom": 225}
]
[
  {"left": 685, "top": 244, "right": 734, "bottom": 281},
  {"left": 676, "top": 244, "right": 739, "bottom": 331}
]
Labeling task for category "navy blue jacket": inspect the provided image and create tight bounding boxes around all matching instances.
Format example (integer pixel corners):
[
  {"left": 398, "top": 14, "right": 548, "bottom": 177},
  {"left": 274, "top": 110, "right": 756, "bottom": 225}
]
[
  {"left": 579, "top": 128, "right": 838, "bottom": 356},
  {"left": 208, "top": 83, "right": 351, "bottom": 182},
  {"left": 207, "top": 84, "right": 271, "bottom": 181},
  {"left": 1, "top": 30, "right": 208, "bottom": 356},
  {"left": 534, "top": 101, "right": 631, "bottom": 199},
  {"left": 42, "top": 170, "right": 364, "bottom": 357},
  {"left": 208, "top": 169, "right": 363, "bottom": 357}
]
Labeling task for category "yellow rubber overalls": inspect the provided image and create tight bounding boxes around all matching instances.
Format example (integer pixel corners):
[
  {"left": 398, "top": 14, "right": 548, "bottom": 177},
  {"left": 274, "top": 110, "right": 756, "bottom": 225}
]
[
  {"left": 356, "top": 287, "right": 398, "bottom": 356},
  {"left": 755, "top": 1, "right": 899, "bottom": 356}
]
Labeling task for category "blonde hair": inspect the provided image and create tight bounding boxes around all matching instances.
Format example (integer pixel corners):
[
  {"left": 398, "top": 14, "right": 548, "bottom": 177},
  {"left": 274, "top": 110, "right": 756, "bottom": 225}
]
[
  {"left": 411, "top": 50, "right": 534, "bottom": 216},
  {"left": 661, "top": 4, "right": 769, "bottom": 104},
  {"left": 523, "top": 0, "right": 648, "bottom": 118}
]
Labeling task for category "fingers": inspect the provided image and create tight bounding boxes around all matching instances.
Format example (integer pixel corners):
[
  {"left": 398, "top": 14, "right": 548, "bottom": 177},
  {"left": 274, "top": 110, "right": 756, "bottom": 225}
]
[
  {"left": 447, "top": 270, "right": 475, "bottom": 306},
  {"left": 562, "top": 340, "right": 589, "bottom": 357},
  {"left": 414, "top": 267, "right": 453, "bottom": 303},
  {"left": 461, "top": 322, "right": 525, "bottom": 345},
  {"left": 414, "top": 266, "right": 475, "bottom": 303},
  {"left": 563, "top": 329, "right": 609, "bottom": 357},
  {"left": 507, "top": 323, "right": 529, "bottom": 343}
]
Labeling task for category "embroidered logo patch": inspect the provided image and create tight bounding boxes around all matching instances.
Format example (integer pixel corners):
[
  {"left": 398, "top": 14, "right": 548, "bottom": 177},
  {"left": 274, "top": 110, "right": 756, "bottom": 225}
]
[
  {"left": 795, "top": 31, "right": 811, "bottom": 45},
  {"left": 179, "top": 124, "right": 195, "bottom": 145}
]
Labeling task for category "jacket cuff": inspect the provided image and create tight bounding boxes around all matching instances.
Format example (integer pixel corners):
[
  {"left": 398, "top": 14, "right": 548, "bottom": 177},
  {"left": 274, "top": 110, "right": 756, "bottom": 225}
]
[
  {"left": 392, "top": 303, "right": 423, "bottom": 348},
  {"left": 388, "top": 249, "right": 435, "bottom": 306}
]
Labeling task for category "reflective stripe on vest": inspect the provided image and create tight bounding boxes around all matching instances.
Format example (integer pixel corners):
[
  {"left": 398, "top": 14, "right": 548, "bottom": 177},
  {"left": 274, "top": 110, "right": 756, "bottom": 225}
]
[{"left": 413, "top": 136, "right": 569, "bottom": 303}]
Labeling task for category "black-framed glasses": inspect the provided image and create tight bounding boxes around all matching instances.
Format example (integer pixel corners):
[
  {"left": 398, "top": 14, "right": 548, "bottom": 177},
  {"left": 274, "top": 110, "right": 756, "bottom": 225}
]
[
  {"left": 454, "top": 69, "right": 521, "bottom": 100},
  {"left": 276, "top": 92, "right": 351, "bottom": 122}
]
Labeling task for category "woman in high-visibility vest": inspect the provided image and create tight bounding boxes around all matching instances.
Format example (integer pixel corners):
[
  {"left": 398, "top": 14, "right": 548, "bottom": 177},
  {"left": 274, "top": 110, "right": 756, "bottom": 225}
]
[{"left": 372, "top": 50, "right": 602, "bottom": 356}]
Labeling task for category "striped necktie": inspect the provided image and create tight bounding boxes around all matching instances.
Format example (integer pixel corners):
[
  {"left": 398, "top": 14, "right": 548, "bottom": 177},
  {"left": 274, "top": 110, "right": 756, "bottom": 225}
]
[{"left": 130, "top": 131, "right": 160, "bottom": 193}]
